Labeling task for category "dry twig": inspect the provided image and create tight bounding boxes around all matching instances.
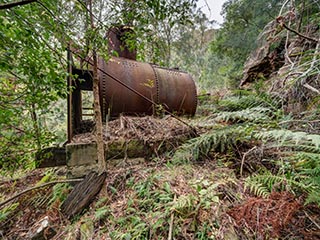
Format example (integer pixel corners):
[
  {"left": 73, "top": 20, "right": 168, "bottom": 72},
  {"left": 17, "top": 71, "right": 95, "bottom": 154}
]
[
  {"left": 241, "top": 146, "right": 257, "bottom": 177},
  {"left": 168, "top": 194, "right": 177, "bottom": 240}
]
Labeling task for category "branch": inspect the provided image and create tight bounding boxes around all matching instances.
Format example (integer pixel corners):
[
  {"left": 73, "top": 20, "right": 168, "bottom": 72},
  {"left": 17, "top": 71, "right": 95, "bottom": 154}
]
[
  {"left": 281, "top": 22, "right": 319, "bottom": 43},
  {"left": 0, "top": 0, "right": 37, "bottom": 10},
  {"left": 0, "top": 178, "right": 83, "bottom": 209},
  {"left": 303, "top": 83, "right": 320, "bottom": 95},
  {"left": 278, "top": 0, "right": 290, "bottom": 16},
  {"left": 240, "top": 146, "right": 257, "bottom": 177}
]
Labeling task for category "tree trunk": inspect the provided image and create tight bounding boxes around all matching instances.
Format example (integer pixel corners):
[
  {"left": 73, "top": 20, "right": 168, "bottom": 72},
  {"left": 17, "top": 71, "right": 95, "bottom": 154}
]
[
  {"left": 92, "top": 51, "right": 106, "bottom": 173},
  {"left": 61, "top": 0, "right": 107, "bottom": 219},
  {"left": 90, "top": 0, "right": 106, "bottom": 174}
]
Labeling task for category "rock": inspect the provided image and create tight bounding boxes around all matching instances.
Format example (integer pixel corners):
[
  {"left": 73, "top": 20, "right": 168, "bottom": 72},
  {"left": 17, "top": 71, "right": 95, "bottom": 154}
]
[
  {"left": 30, "top": 216, "right": 56, "bottom": 240},
  {"left": 240, "top": 39, "right": 285, "bottom": 86}
]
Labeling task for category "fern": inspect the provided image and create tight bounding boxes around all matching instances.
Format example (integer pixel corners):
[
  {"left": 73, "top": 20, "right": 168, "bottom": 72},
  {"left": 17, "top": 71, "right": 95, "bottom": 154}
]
[
  {"left": 256, "top": 129, "right": 320, "bottom": 147},
  {"left": 246, "top": 150, "right": 320, "bottom": 206},
  {"left": 214, "top": 107, "right": 273, "bottom": 123},
  {"left": 0, "top": 203, "right": 19, "bottom": 222},
  {"left": 48, "top": 183, "right": 71, "bottom": 206},
  {"left": 245, "top": 172, "right": 312, "bottom": 196},
  {"left": 170, "top": 194, "right": 197, "bottom": 217},
  {"left": 305, "top": 190, "right": 320, "bottom": 205},
  {"left": 277, "top": 144, "right": 320, "bottom": 153},
  {"left": 218, "top": 92, "right": 281, "bottom": 112},
  {"left": 288, "top": 152, "right": 320, "bottom": 170},
  {"left": 193, "top": 92, "right": 320, "bottom": 207},
  {"left": 172, "top": 124, "right": 256, "bottom": 163},
  {"left": 245, "top": 177, "right": 271, "bottom": 198}
]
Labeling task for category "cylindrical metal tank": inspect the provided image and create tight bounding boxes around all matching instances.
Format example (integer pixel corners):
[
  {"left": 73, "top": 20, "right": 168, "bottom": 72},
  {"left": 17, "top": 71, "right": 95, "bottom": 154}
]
[{"left": 98, "top": 56, "right": 197, "bottom": 119}]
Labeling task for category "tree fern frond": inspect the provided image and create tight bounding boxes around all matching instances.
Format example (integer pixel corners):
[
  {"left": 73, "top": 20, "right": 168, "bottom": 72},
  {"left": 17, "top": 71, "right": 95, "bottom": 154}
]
[
  {"left": 245, "top": 177, "right": 271, "bottom": 198},
  {"left": 288, "top": 152, "right": 320, "bottom": 170},
  {"left": 306, "top": 134, "right": 320, "bottom": 148},
  {"left": 301, "top": 168, "right": 320, "bottom": 177},
  {"left": 279, "top": 144, "right": 320, "bottom": 153}
]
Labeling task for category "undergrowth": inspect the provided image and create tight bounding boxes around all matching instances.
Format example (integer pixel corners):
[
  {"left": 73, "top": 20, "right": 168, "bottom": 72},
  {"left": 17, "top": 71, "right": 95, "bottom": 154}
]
[
  {"left": 174, "top": 91, "right": 320, "bottom": 206},
  {"left": 1, "top": 91, "right": 319, "bottom": 239}
]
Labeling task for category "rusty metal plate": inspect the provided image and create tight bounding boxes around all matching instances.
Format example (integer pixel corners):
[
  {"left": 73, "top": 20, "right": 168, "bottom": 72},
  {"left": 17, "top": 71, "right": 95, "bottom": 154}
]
[
  {"left": 98, "top": 57, "right": 157, "bottom": 118},
  {"left": 154, "top": 66, "right": 197, "bottom": 116}
]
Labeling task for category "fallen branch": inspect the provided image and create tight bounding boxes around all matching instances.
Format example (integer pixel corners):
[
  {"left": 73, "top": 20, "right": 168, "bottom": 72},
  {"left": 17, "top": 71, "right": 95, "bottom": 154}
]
[
  {"left": 303, "top": 83, "right": 320, "bottom": 95},
  {"left": 0, "top": 178, "right": 83, "bottom": 209}
]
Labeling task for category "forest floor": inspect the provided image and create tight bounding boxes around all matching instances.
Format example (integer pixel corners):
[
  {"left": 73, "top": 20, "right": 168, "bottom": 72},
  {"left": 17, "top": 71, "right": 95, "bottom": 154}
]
[{"left": 1, "top": 95, "right": 320, "bottom": 240}]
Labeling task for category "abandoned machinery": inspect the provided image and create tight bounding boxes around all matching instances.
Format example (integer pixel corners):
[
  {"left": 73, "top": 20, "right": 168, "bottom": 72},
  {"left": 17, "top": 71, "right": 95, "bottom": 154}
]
[
  {"left": 68, "top": 26, "right": 198, "bottom": 140},
  {"left": 37, "top": 26, "right": 198, "bottom": 169}
]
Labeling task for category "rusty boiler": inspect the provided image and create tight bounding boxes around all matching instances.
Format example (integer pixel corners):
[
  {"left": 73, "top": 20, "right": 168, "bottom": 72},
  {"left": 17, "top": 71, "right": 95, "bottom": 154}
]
[
  {"left": 67, "top": 26, "right": 197, "bottom": 140},
  {"left": 98, "top": 56, "right": 197, "bottom": 120}
]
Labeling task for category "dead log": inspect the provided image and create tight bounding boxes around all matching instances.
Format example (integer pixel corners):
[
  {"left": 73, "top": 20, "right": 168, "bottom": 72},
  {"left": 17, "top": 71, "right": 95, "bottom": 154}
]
[{"left": 61, "top": 171, "right": 106, "bottom": 219}]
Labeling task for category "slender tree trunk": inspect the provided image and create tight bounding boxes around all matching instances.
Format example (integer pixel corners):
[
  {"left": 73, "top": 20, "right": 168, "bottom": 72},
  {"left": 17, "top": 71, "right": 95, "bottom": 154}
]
[
  {"left": 30, "top": 103, "right": 41, "bottom": 150},
  {"left": 89, "top": 0, "right": 106, "bottom": 173}
]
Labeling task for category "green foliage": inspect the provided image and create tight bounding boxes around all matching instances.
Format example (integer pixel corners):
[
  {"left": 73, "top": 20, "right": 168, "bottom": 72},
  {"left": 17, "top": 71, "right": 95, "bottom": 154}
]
[
  {"left": 257, "top": 130, "right": 320, "bottom": 148},
  {"left": 0, "top": 203, "right": 19, "bottom": 222},
  {"left": 245, "top": 128, "right": 320, "bottom": 206},
  {"left": 109, "top": 175, "right": 172, "bottom": 239},
  {"left": 172, "top": 124, "right": 255, "bottom": 163},
  {"left": 173, "top": 92, "right": 281, "bottom": 163},
  {"left": 94, "top": 206, "right": 110, "bottom": 221},
  {"left": 178, "top": 91, "right": 320, "bottom": 206},
  {"left": 102, "top": 166, "right": 240, "bottom": 239},
  {"left": 218, "top": 92, "right": 281, "bottom": 112},
  {"left": 0, "top": 0, "right": 202, "bottom": 171},
  {"left": 213, "top": 0, "right": 281, "bottom": 64},
  {"left": 214, "top": 107, "right": 273, "bottom": 123},
  {"left": 0, "top": 1, "right": 70, "bottom": 171},
  {"left": 170, "top": 13, "right": 226, "bottom": 90},
  {"left": 107, "top": 0, "right": 198, "bottom": 67},
  {"left": 48, "top": 183, "right": 71, "bottom": 207}
]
